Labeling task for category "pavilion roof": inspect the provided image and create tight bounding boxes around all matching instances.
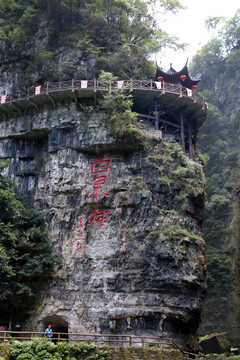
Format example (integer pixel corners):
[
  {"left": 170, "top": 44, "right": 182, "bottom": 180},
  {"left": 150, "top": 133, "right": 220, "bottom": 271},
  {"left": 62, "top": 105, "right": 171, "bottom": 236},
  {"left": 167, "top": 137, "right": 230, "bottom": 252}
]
[{"left": 155, "top": 62, "right": 200, "bottom": 89}]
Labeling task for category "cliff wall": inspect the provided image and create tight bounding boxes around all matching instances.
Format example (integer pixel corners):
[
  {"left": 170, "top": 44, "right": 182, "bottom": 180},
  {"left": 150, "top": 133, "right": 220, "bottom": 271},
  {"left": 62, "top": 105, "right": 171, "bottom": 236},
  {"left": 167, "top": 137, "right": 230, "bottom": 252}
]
[{"left": 0, "top": 102, "right": 206, "bottom": 348}]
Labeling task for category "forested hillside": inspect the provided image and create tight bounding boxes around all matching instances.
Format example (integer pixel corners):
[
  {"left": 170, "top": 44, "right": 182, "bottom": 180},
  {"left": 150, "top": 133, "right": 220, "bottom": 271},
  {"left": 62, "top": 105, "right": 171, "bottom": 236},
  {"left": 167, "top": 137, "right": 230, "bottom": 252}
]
[
  {"left": 190, "top": 9, "right": 240, "bottom": 346},
  {"left": 0, "top": 0, "right": 184, "bottom": 91},
  {"left": 0, "top": 160, "right": 54, "bottom": 326}
]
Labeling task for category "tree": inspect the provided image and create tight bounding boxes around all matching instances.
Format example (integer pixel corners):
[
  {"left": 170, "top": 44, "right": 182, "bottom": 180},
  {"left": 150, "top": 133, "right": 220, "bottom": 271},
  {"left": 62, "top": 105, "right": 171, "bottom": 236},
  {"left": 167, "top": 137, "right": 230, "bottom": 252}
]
[
  {"left": 0, "top": 160, "right": 55, "bottom": 328},
  {"left": 190, "top": 9, "right": 240, "bottom": 345},
  {"left": 0, "top": 0, "right": 185, "bottom": 81}
]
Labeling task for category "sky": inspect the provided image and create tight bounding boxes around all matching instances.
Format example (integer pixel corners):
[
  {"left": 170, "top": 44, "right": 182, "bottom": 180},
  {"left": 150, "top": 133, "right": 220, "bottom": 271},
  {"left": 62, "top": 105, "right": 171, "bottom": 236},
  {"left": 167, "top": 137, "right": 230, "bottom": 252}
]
[{"left": 157, "top": 0, "right": 240, "bottom": 72}]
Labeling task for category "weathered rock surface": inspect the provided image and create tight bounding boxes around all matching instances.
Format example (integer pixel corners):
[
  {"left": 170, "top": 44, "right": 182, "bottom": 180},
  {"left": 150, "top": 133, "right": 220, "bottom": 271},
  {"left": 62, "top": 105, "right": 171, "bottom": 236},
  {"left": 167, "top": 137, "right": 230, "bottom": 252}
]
[
  {"left": 0, "top": 104, "right": 206, "bottom": 348},
  {"left": 199, "top": 333, "right": 231, "bottom": 354}
]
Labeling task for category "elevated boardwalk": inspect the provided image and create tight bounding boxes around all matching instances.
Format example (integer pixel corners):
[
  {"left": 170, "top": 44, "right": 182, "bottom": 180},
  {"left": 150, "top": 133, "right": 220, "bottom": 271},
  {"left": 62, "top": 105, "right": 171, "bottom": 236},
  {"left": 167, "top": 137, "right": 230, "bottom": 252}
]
[{"left": 0, "top": 78, "right": 208, "bottom": 158}]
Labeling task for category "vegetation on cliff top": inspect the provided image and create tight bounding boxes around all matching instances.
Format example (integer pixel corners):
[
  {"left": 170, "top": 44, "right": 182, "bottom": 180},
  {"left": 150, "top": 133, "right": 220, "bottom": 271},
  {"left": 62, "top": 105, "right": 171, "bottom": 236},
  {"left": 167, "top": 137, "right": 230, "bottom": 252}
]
[{"left": 0, "top": 0, "right": 184, "bottom": 87}]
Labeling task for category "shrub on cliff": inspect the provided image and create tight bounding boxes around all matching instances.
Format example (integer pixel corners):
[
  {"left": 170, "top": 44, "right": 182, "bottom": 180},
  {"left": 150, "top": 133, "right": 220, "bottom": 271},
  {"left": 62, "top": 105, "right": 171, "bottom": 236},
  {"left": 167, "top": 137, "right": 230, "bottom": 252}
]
[{"left": 9, "top": 339, "right": 107, "bottom": 360}]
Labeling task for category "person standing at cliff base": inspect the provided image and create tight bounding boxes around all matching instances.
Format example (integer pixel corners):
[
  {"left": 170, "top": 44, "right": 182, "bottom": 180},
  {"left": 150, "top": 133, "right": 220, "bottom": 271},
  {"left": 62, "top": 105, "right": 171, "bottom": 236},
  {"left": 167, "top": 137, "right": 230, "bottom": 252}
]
[{"left": 45, "top": 324, "right": 52, "bottom": 338}]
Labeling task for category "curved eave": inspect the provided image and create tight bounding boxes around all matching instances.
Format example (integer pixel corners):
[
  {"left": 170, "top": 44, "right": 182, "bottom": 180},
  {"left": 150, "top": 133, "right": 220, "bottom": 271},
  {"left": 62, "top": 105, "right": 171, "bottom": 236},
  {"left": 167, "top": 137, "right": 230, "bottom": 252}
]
[{"left": 155, "top": 64, "right": 201, "bottom": 90}]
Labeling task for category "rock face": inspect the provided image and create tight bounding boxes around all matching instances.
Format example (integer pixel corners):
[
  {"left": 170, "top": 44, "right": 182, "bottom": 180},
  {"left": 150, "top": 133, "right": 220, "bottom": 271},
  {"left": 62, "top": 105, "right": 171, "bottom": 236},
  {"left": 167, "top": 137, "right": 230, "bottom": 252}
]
[
  {"left": 0, "top": 103, "right": 206, "bottom": 348},
  {"left": 199, "top": 333, "right": 231, "bottom": 354}
]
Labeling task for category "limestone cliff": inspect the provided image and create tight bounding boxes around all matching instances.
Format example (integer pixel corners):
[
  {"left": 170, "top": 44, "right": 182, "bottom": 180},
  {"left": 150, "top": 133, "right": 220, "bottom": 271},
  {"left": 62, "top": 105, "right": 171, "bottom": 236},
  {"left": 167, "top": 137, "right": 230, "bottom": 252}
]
[{"left": 0, "top": 102, "right": 206, "bottom": 348}]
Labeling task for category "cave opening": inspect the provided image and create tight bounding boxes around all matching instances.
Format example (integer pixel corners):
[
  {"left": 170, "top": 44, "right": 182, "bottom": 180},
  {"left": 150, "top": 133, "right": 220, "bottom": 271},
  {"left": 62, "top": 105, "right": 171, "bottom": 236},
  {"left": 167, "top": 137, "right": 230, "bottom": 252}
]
[{"left": 42, "top": 315, "right": 68, "bottom": 340}]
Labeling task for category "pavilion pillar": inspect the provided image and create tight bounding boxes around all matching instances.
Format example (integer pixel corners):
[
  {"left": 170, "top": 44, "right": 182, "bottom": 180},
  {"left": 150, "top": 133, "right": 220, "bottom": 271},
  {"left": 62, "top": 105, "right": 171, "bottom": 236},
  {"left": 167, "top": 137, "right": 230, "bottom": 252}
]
[
  {"left": 188, "top": 119, "right": 193, "bottom": 160},
  {"left": 180, "top": 111, "right": 185, "bottom": 153},
  {"left": 193, "top": 120, "right": 199, "bottom": 158},
  {"left": 154, "top": 98, "right": 159, "bottom": 131}
]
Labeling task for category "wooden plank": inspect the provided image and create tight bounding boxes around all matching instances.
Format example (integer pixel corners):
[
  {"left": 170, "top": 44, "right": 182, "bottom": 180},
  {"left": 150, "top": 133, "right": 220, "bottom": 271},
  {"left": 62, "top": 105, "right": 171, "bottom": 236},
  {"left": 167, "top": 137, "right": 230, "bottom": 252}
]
[{"left": 137, "top": 113, "right": 181, "bottom": 129}]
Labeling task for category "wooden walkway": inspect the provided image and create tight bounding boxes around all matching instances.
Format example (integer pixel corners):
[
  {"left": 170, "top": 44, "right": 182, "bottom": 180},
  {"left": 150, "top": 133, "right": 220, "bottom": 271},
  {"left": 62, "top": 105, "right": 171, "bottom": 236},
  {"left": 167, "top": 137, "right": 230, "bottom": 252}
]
[
  {"left": 0, "top": 79, "right": 207, "bottom": 119},
  {"left": 0, "top": 78, "right": 207, "bottom": 158}
]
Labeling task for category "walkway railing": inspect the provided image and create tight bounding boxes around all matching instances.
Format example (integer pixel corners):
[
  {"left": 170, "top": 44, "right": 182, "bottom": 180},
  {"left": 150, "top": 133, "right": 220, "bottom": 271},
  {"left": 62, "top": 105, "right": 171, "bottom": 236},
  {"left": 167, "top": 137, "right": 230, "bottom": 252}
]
[
  {"left": 0, "top": 330, "right": 171, "bottom": 346},
  {"left": 0, "top": 79, "right": 208, "bottom": 112},
  {"left": 0, "top": 330, "right": 203, "bottom": 359}
]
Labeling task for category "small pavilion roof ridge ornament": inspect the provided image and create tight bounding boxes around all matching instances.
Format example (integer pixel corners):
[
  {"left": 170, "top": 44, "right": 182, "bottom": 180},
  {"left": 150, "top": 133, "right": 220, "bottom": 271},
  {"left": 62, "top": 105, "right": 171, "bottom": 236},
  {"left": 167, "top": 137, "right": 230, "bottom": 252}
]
[
  {"left": 155, "top": 60, "right": 201, "bottom": 90},
  {"left": 167, "top": 63, "right": 177, "bottom": 74}
]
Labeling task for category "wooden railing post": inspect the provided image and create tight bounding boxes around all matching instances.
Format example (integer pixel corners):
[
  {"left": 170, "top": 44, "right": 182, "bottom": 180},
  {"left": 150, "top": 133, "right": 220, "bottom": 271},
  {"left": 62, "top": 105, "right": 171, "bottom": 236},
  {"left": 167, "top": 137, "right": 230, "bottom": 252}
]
[
  {"left": 193, "top": 90, "right": 196, "bottom": 102},
  {"left": 130, "top": 78, "right": 133, "bottom": 92},
  {"left": 129, "top": 335, "right": 132, "bottom": 347},
  {"left": 162, "top": 81, "right": 165, "bottom": 94},
  {"left": 71, "top": 79, "right": 74, "bottom": 92},
  {"left": 3, "top": 331, "right": 6, "bottom": 343},
  {"left": 179, "top": 83, "right": 183, "bottom": 97},
  {"left": 58, "top": 333, "right": 60, "bottom": 342},
  {"left": 94, "top": 79, "right": 97, "bottom": 92},
  {"left": 142, "top": 337, "right": 144, "bottom": 348},
  {"left": 46, "top": 82, "right": 49, "bottom": 95},
  {"left": 150, "top": 79, "right": 153, "bottom": 90}
]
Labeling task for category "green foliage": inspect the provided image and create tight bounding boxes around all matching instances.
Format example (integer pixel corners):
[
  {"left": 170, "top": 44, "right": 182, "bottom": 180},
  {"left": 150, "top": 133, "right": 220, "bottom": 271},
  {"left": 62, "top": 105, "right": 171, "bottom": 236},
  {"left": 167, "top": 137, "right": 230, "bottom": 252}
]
[
  {"left": 190, "top": 7, "right": 240, "bottom": 344},
  {"left": 71, "top": 342, "right": 96, "bottom": 356},
  {"left": 99, "top": 73, "right": 140, "bottom": 137},
  {"left": 128, "top": 176, "right": 150, "bottom": 192},
  {"left": 160, "top": 140, "right": 205, "bottom": 200},
  {"left": 0, "top": 160, "right": 55, "bottom": 323},
  {"left": 71, "top": 342, "right": 107, "bottom": 359},
  {"left": 10, "top": 339, "right": 69, "bottom": 360},
  {"left": 149, "top": 231, "right": 160, "bottom": 242},
  {"left": 0, "top": 0, "right": 185, "bottom": 84},
  {"left": 163, "top": 226, "right": 203, "bottom": 242},
  {"left": 0, "top": 343, "right": 10, "bottom": 360}
]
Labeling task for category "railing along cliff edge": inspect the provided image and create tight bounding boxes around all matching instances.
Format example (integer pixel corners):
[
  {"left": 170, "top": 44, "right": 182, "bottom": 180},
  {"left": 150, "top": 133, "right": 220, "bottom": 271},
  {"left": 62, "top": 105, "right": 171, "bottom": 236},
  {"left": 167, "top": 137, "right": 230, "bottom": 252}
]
[
  {"left": 0, "top": 79, "right": 208, "bottom": 112},
  {"left": 0, "top": 330, "right": 202, "bottom": 359}
]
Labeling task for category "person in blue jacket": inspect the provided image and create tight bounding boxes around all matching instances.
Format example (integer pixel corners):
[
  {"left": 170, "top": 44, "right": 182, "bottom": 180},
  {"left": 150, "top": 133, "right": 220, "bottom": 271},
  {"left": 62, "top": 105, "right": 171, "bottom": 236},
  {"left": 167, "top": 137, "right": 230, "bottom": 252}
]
[{"left": 45, "top": 324, "right": 52, "bottom": 338}]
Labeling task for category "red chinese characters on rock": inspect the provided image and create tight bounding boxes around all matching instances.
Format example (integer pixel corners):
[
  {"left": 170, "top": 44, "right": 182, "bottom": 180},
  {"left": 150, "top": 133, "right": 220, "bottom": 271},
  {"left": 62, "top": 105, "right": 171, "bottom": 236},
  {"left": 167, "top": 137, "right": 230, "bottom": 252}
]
[
  {"left": 86, "top": 156, "right": 111, "bottom": 202},
  {"left": 86, "top": 156, "right": 112, "bottom": 230},
  {"left": 90, "top": 156, "right": 111, "bottom": 175},
  {"left": 88, "top": 209, "right": 112, "bottom": 230}
]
